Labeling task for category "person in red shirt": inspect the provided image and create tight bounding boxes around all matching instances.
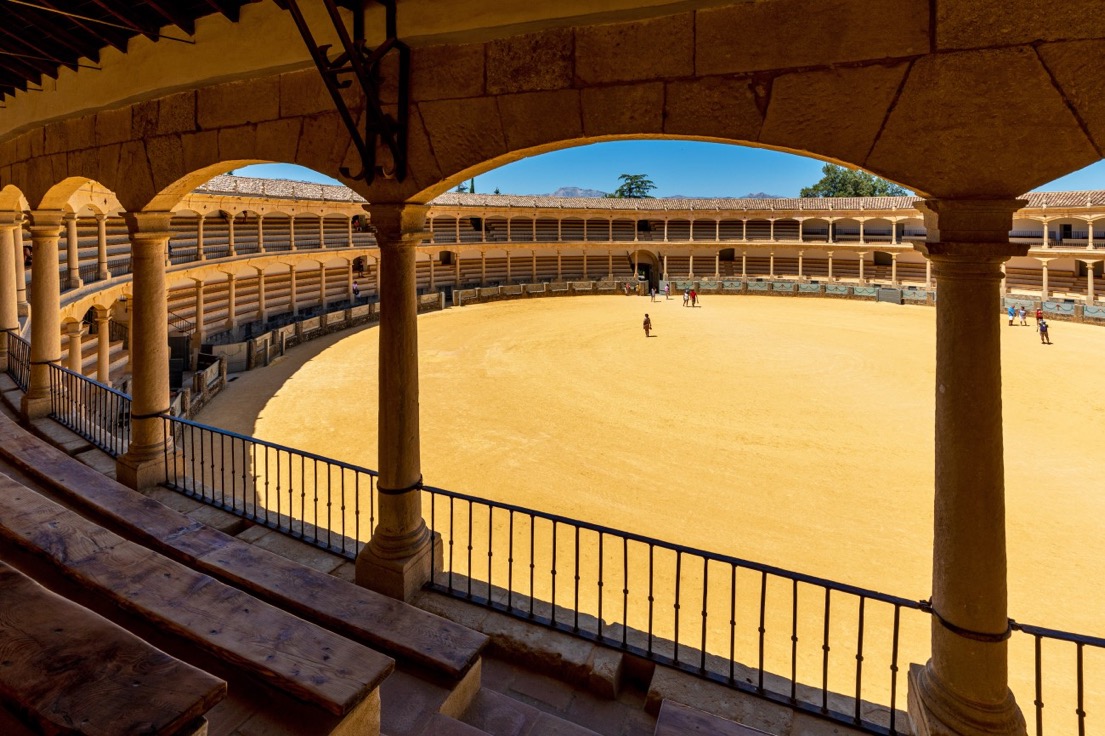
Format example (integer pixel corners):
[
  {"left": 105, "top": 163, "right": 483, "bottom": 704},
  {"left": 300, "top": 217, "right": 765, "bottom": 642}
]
[{"left": 1035, "top": 307, "right": 1043, "bottom": 331}]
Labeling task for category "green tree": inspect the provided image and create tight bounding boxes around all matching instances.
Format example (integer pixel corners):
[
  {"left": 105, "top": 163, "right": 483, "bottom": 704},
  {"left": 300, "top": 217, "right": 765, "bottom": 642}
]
[
  {"left": 800, "top": 164, "right": 908, "bottom": 198},
  {"left": 608, "top": 173, "right": 656, "bottom": 198}
]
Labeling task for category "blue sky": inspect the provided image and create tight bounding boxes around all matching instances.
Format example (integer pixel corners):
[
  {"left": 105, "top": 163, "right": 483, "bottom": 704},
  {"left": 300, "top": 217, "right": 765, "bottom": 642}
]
[{"left": 235, "top": 140, "right": 1105, "bottom": 197}]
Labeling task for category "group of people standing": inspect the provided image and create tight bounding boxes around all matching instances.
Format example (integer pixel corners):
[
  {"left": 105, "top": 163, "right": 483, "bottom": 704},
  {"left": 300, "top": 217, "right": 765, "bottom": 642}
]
[{"left": 1007, "top": 304, "right": 1051, "bottom": 344}]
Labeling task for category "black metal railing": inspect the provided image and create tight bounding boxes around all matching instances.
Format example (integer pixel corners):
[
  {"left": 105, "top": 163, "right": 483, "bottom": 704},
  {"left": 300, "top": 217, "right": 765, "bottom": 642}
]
[
  {"left": 168, "top": 310, "right": 196, "bottom": 335},
  {"left": 107, "top": 319, "right": 128, "bottom": 346},
  {"left": 421, "top": 483, "right": 925, "bottom": 735},
  {"left": 47, "top": 364, "right": 130, "bottom": 458},
  {"left": 160, "top": 414, "right": 372, "bottom": 559},
  {"left": 107, "top": 257, "right": 131, "bottom": 277},
  {"left": 6, "top": 332, "right": 29, "bottom": 391},
  {"left": 1010, "top": 621, "right": 1105, "bottom": 736}
]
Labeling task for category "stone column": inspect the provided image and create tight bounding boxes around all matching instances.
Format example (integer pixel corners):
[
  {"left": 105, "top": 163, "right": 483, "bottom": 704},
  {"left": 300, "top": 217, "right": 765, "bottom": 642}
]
[
  {"left": 347, "top": 216, "right": 354, "bottom": 247},
  {"left": 226, "top": 273, "right": 238, "bottom": 329},
  {"left": 742, "top": 219, "right": 747, "bottom": 241},
  {"left": 116, "top": 212, "right": 174, "bottom": 490},
  {"left": 480, "top": 250, "right": 486, "bottom": 285},
  {"left": 96, "top": 214, "right": 110, "bottom": 280},
  {"left": 290, "top": 265, "right": 299, "bottom": 315},
  {"left": 769, "top": 251, "right": 775, "bottom": 278},
  {"left": 319, "top": 216, "right": 326, "bottom": 249},
  {"left": 1040, "top": 219, "right": 1048, "bottom": 248},
  {"left": 1088, "top": 220, "right": 1095, "bottom": 250},
  {"left": 531, "top": 218, "right": 536, "bottom": 242},
  {"left": 859, "top": 219, "right": 866, "bottom": 245},
  {"left": 663, "top": 254, "right": 669, "bottom": 281},
  {"left": 192, "top": 279, "right": 206, "bottom": 353},
  {"left": 580, "top": 251, "right": 586, "bottom": 280},
  {"left": 197, "top": 214, "right": 207, "bottom": 260},
  {"left": 556, "top": 218, "right": 562, "bottom": 242},
  {"left": 633, "top": 250, "right": 639, "bottom": 280},
  {"left": 257, "top": 215, "right": 265, "bottom": 253},
  {"left": 741, "top": 251, "right": 747, "bottom": 279},
  {"left": 797, "top": 251, "right": 804, "bottom": 279},
  {"left": 769, "top": 219, "right": 775, "bottom": 242},
  {"left": 319, "top": 263, "right": 328, "bottom": 309},
  {"left": 663, "top": 219, "right": 669, "bottom": 242},
  {"left": 892, "top": 219, "right": 899, "bottom": 245},
  {"left": 926, "top": 259, "right": 933, "bottom": 287},
  {"left": 827, "top": 251, "right": 834, "bottom": 281},
  {"left": 909, "top": 199, "right": 1028, "bottom": 736},
  {"left": 607, "top": 251, "right": 612, "bottom": 280},
  {"left": 65, "top": 212, "right": 82, "bottom": 290},
  {"left": 14, "top": 219, "right": 28, "bottom": 316},
  {"left": 455, "top": 251, "right": 462, "bottom": 285},
  {"left": 556, "top": 250, "right": 562, "bottom": 281},
  {"left": 1000, "top": 263, "right": 1008, "bottom": 295},
  {"left": 892, "top": 253, "right": 899, "bottom": 285},
  {"left": 289, "top": 216, "right": 297, "bottom": 251},
  {"left": 255, "top": 269, "right": 267, "bottom": 324},
  {"left": 798, "top": 219, "right": 804, "bottom": 243},
  {"left": 858, "top": 253, "right": 867, "bottom": 284},
  {"left": 96, "top": 307, "right": 111, "bottom": 384},
  {"left": 607, "top": 219, "right": 613, "bottom": 241},
  {"left": 531, "top": 251, "right": 537, "bottom": 282},
  {"left": 0, "top": 221, "right": 18, "bottom": 371},
  {"left": 688, "top": 254, "right": 694, "bottom": 278},
  {"left": 714, "top": 219, "right": 720, "bottom": 242},
  {"left": 22, "top": 212, "right": 64, "bottom": 419},
  {"left": 1041, "top": 260, "right": 1050, "bottom": 299},
  {"left": 356, "top": 203, "right": 437, "bottom": 601},
  {"left": 827, "top": 219, "right": 835, "bottom": 244},
  {"left": 65, "top": 321, "right": 84, "bottom": 373},
  {"left": 1084, "top": 261, "right": 1095, "bottom": 304},
  {"left": 227, "top": 214, "right": 237, "bottom": 256},
  {"left": 455, "top": 217, "right": 461, "bottom": 243},
  {"left": 429, "top": 253, "right": 436, "bottom": 290}
]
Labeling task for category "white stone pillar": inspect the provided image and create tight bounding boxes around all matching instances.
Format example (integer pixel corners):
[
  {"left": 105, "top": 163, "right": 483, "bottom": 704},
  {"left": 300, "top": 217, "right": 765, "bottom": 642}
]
[
  {"left": 858, "top": 253, "right": 867, "bottom": 284},
  {"left": 769, "top": 219, "right": 775, "bottom": 242},
  {"left": 556, "top": 218, "right": 562, "bottom": 242},
  {"left": 290, "top": 265, "right": 299, "bottom": 315},
  {"left": 1084, "top": 261, "right": 1095, "bottom": 304},
  {"left": 769, "top": 251, "right": 775, "bottom": 278},
  {"left": 257, "top": 215, "right": 265, "bottom": 253},
  {"left": 95, "top": 214, "right": 109, "bottom": 280},
  {"left": 608, "top": 219, "right": 613, "bottom": 241},
  {"left": 798, "top": 219, "right": 804, "bottom": 243},
  {"left": 0, "top": 222, "right": 18, "bottom": 371},
  {"left": 892, "top": 253, "right": 899, "bottom": 285},
  {"left": 827, "top": 251, "right": 835, "bottom": 281},
  {"left": 226, "top": 273, "right": 238, "bottom": 328},
  {"left": 797, "top": 251, "right": 804, "bottom": 279},
  {"left": 65, "top": 322, "right": 83, "bottom": 374},
  {"left": 192, "top": 279, "right": 206, "bottom": 352},
  {"left": 714, "top": 252, "right": 720, "bottom": 279},
  {"left": 64, "top": 212, "right": 82, "bottom": 290},
  {"left": 663, "top": 219, "right": 669, "bottom": 242},
  {"left": 531, "top": 251, "right": 537, "bottom": 282},
  {"left": 347, "top": 259, "right": 355, "bottom": 301},
  {"left": 429, "top": 253, "right": 436, "bottom": 290},
  {"left": 557, "top": 250, "right": 562, "bottom": 281},
  {"left": 14, "top": 220, "right": 28, "bottom": 316},
  {"left": 289, "top": 216, "right": 297, "bottom": 251},
  {"left": 1088, "top": 220, "right": 1095, "bottom": 250},
  {"left": 607, "top": 250, "right": 613, "bottom": 280},
  {"left": 117, "top": 212, "right": 174, "bottom": 490},
  {"left": 255, "top": 269, "right": 267, "bottom": 324},
  {"left": 663, "top": 254, "right": 669, "bottom": 281},
  {"left": 1040, "top": 219, "right": 1048, "bottom": 248},
  {"left": 583, "top": 220, "right": 588, "bottom": 241},
  {"left": 320, "top": 263, "right": 329, "bottom": 308},
  {"left": 926, "top": 258, "right": 932, "bottom": 287},
  {"left": 227, "top": 214, "right": 236, "bottom": 256},
  {"left": 455, "top": 217, "right": 460, "bottom": 243},
  {"left": 481, "top": 217, "right": 486, "bottom": 242},
  {"left": 909, "top": 198, "right": 1028, "bottom": 736},
  {"left": 355, "top": 204, "right": 436, "bottom": 602},
  {"left": 197, "top": 214, "right": 207, "bottom": 261},
  {"left": 891, "top": 219, "right": 899, "bottom": 245},
  {"left": 347, "top": 216, "right": 354, "bottom": 247},
  {"left": 455, "top": 251, "right": 462, "bottom": 285},
  {"left": 1041, "top": 261, "right": 1050, "bottom": 299},
  {"left": 319, "top": 216, "right": 325, "bottom": 249},
  {"left": 22, "top": 212, "right": 64, "bottom": 419},
  {"left": 581, "top": 250, "right": 586, "bottom": 280},
  {"left": 827, "top": 219, "right": 835, "bottom": 244},
  {"left": 714, "top": 219, "right": 720, "bottom": 242},
  {"left": 859, "top": 219, "right": 866, "bottom": 245},
  {"left": 688, "top": 254, "right": 694, "bottom": 278},
  {"left": 741, "top": 251, "right": 747, "bottom": 279},
  {"left": 1000, "top": 263, "right": 1008, "bottom": 294},
  {"left": 96, "top": 307, "right": 110, "bottom": 384},
  {"left": 480, "top": 250, "right": 486, "bottom": 285},
  {"left": 531, "top": 218, "right": 536, "bottom": 243},
  {"left": 742, "top": 219, "right": 747, "bottom": 241}
]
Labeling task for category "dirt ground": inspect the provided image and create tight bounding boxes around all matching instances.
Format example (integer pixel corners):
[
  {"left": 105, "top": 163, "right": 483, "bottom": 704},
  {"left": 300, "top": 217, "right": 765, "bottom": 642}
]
[{"left": 199, "top": 294, "right": 1105, "bottom": 718}]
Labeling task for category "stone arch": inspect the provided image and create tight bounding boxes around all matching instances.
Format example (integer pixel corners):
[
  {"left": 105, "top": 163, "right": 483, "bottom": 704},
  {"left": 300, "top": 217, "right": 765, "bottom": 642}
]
[
  {"left": 0, "top": 184, "right": 28, "bottom": 213},
  {"left": 37, "top": 176, "right": 119, "bottom": 213}
]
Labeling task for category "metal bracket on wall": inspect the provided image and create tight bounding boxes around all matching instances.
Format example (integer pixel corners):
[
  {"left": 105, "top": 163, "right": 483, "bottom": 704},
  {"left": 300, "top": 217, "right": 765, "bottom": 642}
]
[{"left": 278, "top": 0, "right": 409, "bottom": 184}]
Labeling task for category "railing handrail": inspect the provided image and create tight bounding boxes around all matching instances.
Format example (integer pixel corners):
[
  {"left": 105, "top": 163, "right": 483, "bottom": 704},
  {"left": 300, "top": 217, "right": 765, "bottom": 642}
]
[
  {"left": 48, "top": 363, "right": 132, "bottom": 401},
  {"left": 1011, "top": 620, "right": 1105, "bottom": 648}
]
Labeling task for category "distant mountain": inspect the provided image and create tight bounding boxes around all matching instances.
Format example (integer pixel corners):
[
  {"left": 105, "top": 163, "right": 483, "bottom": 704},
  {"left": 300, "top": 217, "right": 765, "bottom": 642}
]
[
  {"left": 549, "top": 186, "right": 608, "bottom": 198},
  {"left": 742, "top": 192, "right": 785, "bottom": 199}
]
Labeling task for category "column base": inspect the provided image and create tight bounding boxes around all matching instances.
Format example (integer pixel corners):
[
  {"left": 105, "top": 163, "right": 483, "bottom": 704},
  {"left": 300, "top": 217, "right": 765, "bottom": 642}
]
[
  {"left": 908, "top": 663, "right": 1026, "bottom": 736},
  {"left": 116, "top": 447, "right": 171, "bottom": 491},
  {"left": 17, "top": 301, "right": 29, "bottom": 317},
  {"left": 355, "top": 531, "right": 442, "bottom": 602},
  {"left": 98, "top": 269, "right": 110, "bottom": 281},
  {"left": 21, "top": 392, "right": 51, "bottom": 420},
  {"left": 68, "top": 274, "right": 83, "bottom": 290}
]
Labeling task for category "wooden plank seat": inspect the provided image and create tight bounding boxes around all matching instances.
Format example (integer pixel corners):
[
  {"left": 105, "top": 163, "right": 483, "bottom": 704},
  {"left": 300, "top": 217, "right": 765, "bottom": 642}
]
[
  {"left": 0, "top": 560, "right": 224, "bottom": 736},
  {"left": 0, "top": 474, "right": 393, "bottom": 723},
  {"left": 0, "top": 414, "right": 488, "bottom": 681}
]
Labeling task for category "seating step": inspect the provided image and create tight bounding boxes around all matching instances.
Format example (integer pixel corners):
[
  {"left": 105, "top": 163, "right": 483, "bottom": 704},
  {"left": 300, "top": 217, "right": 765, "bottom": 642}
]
[
  {"left": 654, "top": 700, "right": 773, "bottom": 736},
  {"left": 0, "top": 412, "right": 488, "bottom": 682},
  {"left": 460, "top": 688, "right": 601, "bottom": 736},
  {"left": 0, "top": 559, "right": 225, "bottom": 736},
  {"left": 0, "top": 475, "right": 393, "bottom": 722}
]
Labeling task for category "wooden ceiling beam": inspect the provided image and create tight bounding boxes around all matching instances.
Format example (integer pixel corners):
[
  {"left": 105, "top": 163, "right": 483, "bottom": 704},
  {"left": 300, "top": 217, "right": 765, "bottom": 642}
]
[
  {"left": 141, "top": 0, "right": 196, "bottom": 36},
  {"left": 34, "top": 0, "right": 128, "bottom": 53},
  {"left": 2, "top": 3, "right": 102, "bottom": 65},
  {"left": 85, "top": 0, "right": 158, "bottom": 44}
]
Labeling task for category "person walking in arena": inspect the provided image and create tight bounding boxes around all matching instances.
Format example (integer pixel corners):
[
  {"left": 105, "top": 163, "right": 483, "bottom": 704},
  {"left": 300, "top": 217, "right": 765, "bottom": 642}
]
[
  {"left": 1019, "top": 305, "right": 1028, "bottom": 325},
  {"left": 690, "top": 288, "right": 698, "bottom": 307},
  {"left": 664, "top": 283, "right": 670, "bottom": 300},
  {"left": 1039, "top": 319, "right": 1051, "bottom": 344},
  {"left": 643, "top": 313, "right": 652, "bottom": 337},
  {"left": 683, "top": 289, "right": 689, "bottom": 307},
  {"left": 1007, "top": 304, "right": 1015, "bottom": 326},
  {"left": 1036, "top": 306, "right": 1043, "bottom": 330}
]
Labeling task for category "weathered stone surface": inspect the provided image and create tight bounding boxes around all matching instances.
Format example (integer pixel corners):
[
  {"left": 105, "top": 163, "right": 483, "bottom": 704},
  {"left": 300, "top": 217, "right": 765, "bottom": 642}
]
[
  {"left": 420, "top": 96, "right": 507, "bottom": 177},
  {"left": 412, "top": 43, "right": 485, "bottom": 101},
  {"left": 372, "top": 105, "right": 445, "bottom": 202},
  {"left": 761, "top": 63, "right": 910, "bottom": 169},
  {"left": 198, "top": 76, "right": 280, "bottom": 130},
  {"left": 294, "top": 112, "right": 345, "bottom": 176},
  {"left": 216, "top": 125, "right": 259, "bottom": 163},
  {"left": 646, "top": 667, "right": 794, "bottom": 735},
  {"left": 95, "top": 106, "right": 132, "bottom": 147},
  {"left": 180, "top": 131, "right": 220, "bottom": 179},
  {"left": 581, "top": 82, "right": 663, "bottom": 137},
  {"left": 487, "top": 28, "right": 573, "bottom": 95},
  {"left": 146, "top": 134, "right": 186, "bottom": 194},
  {"left": 868, "top": 48, "right": 1100, "bottom": 198},
  {"left": 158, "top": 91, "right": 197, "bottom": 136},
  {"left": 664, "top": 76, "right": 761, "bottom": 142},
  {"left": 498, "top": 90, "right": 583, "bottom": 153},
  {"left": 696, "top": 0, "right": 928, "bottom": 75},
  {"left": 576, "top": 13, "right": 693, "bottom": 85},
  {"left": 114, "top": 140, "right": 155, "bottom": 211},
  {"left": 279, "top": 70, "right": 333, "bottom": 119},
  {"left": 254, "top": 118, "right": 301, "bottom": 163},
  {"left": 131, "top": 100, "right": 160, "bottom": 140},
  {"left": 936, "top": 0, "right": 1105, "bottom": 49},
  {"left": 1039, "top": 40, "right": 1105, "bottom": 154}
]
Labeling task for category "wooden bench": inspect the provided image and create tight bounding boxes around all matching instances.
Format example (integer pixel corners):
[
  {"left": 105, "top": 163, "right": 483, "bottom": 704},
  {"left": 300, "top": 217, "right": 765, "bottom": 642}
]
[
  {"left": 0, "top": 413, "right": 488, "bottom": 682},
  {"left": 0, "top": 560, "right": 224, "bottom": 736},
  {"left": 0, "top": 475, "right": 392, "bottom": 730}
]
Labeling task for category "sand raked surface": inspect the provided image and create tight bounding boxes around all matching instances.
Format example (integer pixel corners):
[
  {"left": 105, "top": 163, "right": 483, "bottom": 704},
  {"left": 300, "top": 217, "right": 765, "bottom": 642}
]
[{"left": 198, "top": 295, "right": 1105, "bottom": 722}]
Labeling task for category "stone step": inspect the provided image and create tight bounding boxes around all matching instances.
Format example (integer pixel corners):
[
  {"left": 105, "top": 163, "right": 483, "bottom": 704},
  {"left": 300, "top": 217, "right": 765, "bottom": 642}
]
[
  {"left": 460, "top": 688, "right": 602, "bottom": 736},
  {"left": 380, "top": 665, "right": 483, "bottom": 736},
  {"left": 654, "top": 700, "right": 773, "bottom": 736}
]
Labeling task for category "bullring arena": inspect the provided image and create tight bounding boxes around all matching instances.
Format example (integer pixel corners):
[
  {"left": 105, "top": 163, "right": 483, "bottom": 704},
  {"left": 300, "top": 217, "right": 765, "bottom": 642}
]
[{"left": 4, "top": 3, "right": 1105, "bottom": 735}]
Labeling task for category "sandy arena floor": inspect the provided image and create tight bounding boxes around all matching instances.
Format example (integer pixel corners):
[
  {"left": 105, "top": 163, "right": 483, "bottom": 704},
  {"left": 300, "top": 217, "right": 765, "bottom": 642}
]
[{"left": 199, "top": 294, "right": 1105, "bottom": 715}]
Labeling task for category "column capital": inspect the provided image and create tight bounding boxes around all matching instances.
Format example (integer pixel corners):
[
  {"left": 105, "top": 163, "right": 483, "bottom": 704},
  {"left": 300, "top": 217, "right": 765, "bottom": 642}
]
[
  {"left": 64, "top": 320, "right": 86, "bottom": 337},
  {"left": 94, "top": 212, "right": 109, "bottom": 223},
  {"left": 27, "top": 210, "right": 65, "bottom": 230},
  {"left": 123, "top": 211, "right": 174, "bottom": 241},
  {"left": 367, "top": 203, "right": 430, "bottom": 247},
  {"left": 915, "top": 198, "right": 1026, "bottom": 244},
  {"left": 63, "top": 211, "right": 79, "bottom": 223},
  {"left": 0, "top": 214, "right": 21, "bottom": 231}
]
